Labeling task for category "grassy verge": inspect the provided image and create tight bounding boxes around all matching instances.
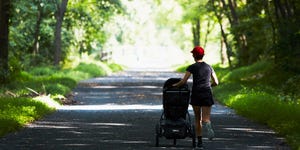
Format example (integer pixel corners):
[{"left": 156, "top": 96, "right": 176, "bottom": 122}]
[
  {"left": 0, "top": 61, "right": 123, "bottom": 137},
  {"left": 176, "top": 61, "right": 300, "bottom": 150}
]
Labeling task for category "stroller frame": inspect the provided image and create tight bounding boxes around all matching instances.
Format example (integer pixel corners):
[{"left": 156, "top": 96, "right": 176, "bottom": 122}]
[{"left": 155, "top": 78, "right": 196, "bottom": 148}]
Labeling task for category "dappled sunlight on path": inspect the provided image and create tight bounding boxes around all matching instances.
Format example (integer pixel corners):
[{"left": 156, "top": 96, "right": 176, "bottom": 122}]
[{"left": 0, "top": 70, "right": 290, "bottom": 149}]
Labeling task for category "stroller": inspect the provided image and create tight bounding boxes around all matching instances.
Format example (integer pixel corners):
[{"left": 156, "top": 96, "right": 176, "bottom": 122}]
[{"left": 155, "top": 78, "right": 196, "bottom": 147}]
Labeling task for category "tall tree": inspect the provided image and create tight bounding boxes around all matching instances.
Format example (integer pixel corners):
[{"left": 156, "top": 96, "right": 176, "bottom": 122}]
[
  {"left": 53, "top": 0, "right": 68, "bottom": 66},
  {"left": 178, "top": 0, "right": 208, "bottom": 47},
  {"left": 273, "top": 0, "right": 300, "bottom": 72},
  {"left": 0, "top": 0, "right": 10, "bottom": 83},
  {"left": 32, "top": 0, "right": 44, "bottom": 55},
  {"left": 208, "top": 0, "right": 232, "bottom": 67}
]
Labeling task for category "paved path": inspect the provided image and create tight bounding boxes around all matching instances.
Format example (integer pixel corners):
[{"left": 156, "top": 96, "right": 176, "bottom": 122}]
[{"left": 0, "top": 70, "right": 290, "bottom": 149}]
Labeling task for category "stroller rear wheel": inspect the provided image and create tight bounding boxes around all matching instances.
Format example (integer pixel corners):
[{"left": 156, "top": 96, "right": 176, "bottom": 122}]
[
  {"left": 155, "top": 124, "right": 161, "bottom": 147},
  {"left": 155, "top": 134, "right": 159, "bottom": 147}
]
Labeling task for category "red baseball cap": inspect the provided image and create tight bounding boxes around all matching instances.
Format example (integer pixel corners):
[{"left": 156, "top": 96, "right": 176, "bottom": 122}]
[{"left": 191, "top": 46, "right": 205, "bottom": 55}]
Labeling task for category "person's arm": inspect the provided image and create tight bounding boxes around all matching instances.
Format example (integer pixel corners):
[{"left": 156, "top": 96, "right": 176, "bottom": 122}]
[
  {"left": 173, "top": 71, "right": 191, "bottom": 87},
  {"left": 211, "top": 71, "right": 219, "bottom": 87}
]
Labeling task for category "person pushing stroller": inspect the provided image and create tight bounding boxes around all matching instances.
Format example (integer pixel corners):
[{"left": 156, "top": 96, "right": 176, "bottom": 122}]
[{"left": 173, "top": 46, "right": 219, "bottom": 148}]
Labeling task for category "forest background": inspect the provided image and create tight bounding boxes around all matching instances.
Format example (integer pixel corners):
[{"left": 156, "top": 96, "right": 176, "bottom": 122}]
[{"left": 0, "top": 0, "right": 299, "bottom": 149}]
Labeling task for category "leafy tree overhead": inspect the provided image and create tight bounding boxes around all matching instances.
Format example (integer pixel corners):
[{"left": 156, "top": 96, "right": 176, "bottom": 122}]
[
  {"left": 2, "top": 0, "right": 299, "bottom": 79},
  {"left": 6, "top": 0, "right": 123, "bottom": 72},
  {"left": 206, "top": 0, "right": 300, "bottom": 73},
  {"left": 64, "top": 0, "right": 123, "bottom": 58}
]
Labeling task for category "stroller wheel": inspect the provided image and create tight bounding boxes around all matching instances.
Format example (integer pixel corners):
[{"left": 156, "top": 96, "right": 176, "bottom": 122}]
[
  {"left": 192, "top": 136, "right": 196, "bottom": 147},
  {"left": 155, "top": 124, "right": 160, "bottom": 147},
  {"left": 155, "top": 134, "right": 159, "bottom": 147},
  {"left": 155, "top": 124, "right": 161, "bottom": 136}
]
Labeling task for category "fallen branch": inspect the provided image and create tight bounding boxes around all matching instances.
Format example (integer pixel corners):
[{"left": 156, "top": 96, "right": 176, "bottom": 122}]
[
  {"left": 5, "top": 90, "right": 17, "bottom": 97},
  {"left": 25, "top": 87, "right": 40, "bottom": 96}
]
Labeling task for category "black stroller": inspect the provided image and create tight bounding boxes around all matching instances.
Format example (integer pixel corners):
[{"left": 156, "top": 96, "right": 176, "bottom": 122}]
[{"left": 155, "top": 78, "right": 196, "bottom": 147}]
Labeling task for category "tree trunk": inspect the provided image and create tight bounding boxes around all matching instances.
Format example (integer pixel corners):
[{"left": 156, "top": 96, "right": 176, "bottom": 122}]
[
  {"left": 203, "top": 20, "right": 214, "bottom": 49},
  {"left": 226, "top": 0, "right": 249, "bottom": 66},
  {"left": 0, "top": 0, "right": 10, "bottom": 83},
  {"left": 273, "top": 0, "right": 300, "bottom": 72},
  {"left": 53, "top": 0, "right": 68, "bottom": 66},
  {"left": 210, "top": 0, "right": 232, "bottom": 67},
  {"left": 32, "top": 0, "right": 43, "bottom": 55},
  {"left": 192, "top": 18, "right": 200, "bottom": 46}
]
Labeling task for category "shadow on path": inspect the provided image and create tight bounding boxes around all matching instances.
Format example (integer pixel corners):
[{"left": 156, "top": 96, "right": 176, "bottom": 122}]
[{"left": 0, "top": 70, "right": 290, "bottom": 149}]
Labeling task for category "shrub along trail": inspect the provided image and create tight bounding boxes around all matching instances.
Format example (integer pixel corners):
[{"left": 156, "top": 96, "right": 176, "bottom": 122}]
[{"left": 0, "top": 69, "right": 290, "bottom": 149}]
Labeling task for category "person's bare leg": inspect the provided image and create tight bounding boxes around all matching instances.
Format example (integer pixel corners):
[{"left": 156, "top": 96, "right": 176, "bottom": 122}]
[
  {"left": 192, "top": 105, "right": 202, "bottom": 136},
  {"left": 192, "top": 105, "right": 203, "bottom": 147},
  {"left": 202, "top": 106, "right": 214, "bottom": 140},
  {"left": 202, "top": 106, "right": 211, "bottom": 122}
]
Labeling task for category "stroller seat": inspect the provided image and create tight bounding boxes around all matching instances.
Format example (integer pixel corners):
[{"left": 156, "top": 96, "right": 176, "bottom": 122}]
[{"left": 155, "top": 78, "right": 196, "bottom": 147}]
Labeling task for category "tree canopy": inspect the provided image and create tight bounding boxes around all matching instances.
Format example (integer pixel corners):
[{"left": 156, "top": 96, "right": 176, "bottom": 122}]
[{"left": 0, "top": 0, "right": 299, "bottom": 83}]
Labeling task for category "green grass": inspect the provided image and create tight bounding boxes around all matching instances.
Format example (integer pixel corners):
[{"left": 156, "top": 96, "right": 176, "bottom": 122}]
[
  {"left": 0, "top": 97, "right": 56, "bottom": 137},
  {"left": 0, "top": 61, "right": 123, "bottom": 137},
  {"left": 214, "top": 83, "right": 300, "bottom": 150},
  {"left": 175, "top": 61, "right": 300, "bottom": 149}
]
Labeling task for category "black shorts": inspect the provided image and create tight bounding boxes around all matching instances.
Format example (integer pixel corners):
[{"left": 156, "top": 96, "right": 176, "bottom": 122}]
[{"left": 190, "top": 88, "right": 214, "bottom": 106}]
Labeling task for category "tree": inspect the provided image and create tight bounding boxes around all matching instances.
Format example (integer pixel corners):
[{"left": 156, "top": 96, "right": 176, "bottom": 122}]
[
  {"left": 32, "top": 0, "right": 44, "bottom": 55},
  {"left": 64, "top": 0, "right": 123, "bottom": 58},
  {"left": 0, "top": 0, "right": 10, "bottom": 83},
  {"left": 53, "top": 0, "right": 68, "bottom": 66},
  {"left": 208, "top": 0, "right": 232, "bottom": 67},
  {"left": 273, "top": 0, "right": 300, "bottom": 72},
  {"left": 178, "top": 0, "right": 208, "bottom": 47}
]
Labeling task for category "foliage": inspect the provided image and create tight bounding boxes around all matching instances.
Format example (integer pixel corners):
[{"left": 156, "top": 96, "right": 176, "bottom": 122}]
[
  {"left": 280, "top": 75, "right": 300, "bottom": 102},
  {"left": 222, "top": 61, "right": 272, "bottom": 82},
  {"left": 206, "top": 0, "right": 300, "bottom": 73},
  {"left": 74, "top": 62, "right": 108, "bottom": 77},
  {"left": 0, "top": 97, "right": 55, "bottom": 137},
  {"left": 175, "top": 62, "right": 189, "bottom": 72},
  {"left": 64, "top": 0, "right": 123, "bottom": 56},
  {"left": 29, "top": 66, "right": 58, "bottom": 76},
  {"left": 107, "top": 63, "right": 124, "bottom": 72},
  {"left": 7, "top": 0, "right": 123, "bottom": 71}
]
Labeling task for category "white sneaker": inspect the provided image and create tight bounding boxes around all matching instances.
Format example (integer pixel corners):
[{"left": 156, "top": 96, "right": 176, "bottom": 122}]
[{"left": 203, "top": 122, "right": 215, "bottom": 140}]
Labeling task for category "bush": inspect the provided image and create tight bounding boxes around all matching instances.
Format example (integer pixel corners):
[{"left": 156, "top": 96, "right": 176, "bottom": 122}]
[
  {"left": 47, "top": 76, "right": 77, "bottom": 89},
  {"left": 222, "top": 61, "right": 272, "bottom": 82},
  {"left": 74, "top": 62, "right": 108, "bottom": 77},
  {"left": 60, "top": 70, "right": 90, "bottom": 81},
  {"left": 45, "top": 83, "right": 71, "bottom": 96},
  {"left": 280, "top": 75, "right": 300, "bottom": 103},
  {"left": 107, "top": 63, "right": 123, "bottom": 72},
  {"left": 29, "top": 67, "right": 57, "bottom": 76}
]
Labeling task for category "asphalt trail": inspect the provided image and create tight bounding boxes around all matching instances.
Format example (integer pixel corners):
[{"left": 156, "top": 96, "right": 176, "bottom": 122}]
[{"left": 0, "top": 70, "right": 290, "bottom": 149}]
